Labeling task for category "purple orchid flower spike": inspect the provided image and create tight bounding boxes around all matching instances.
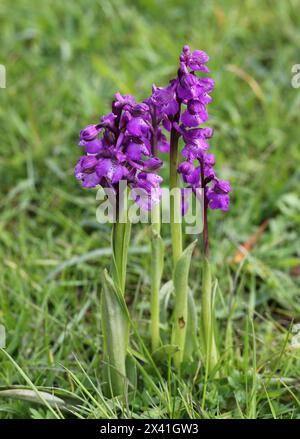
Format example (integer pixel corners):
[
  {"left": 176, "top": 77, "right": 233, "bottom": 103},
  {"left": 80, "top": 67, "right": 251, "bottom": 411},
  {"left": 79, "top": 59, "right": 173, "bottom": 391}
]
[
  {"left": 74, "top": 94, "right": 163, "bottom": 211},
  {"left": 149, "top": 45, "right": 231, "bottom": 214},
  {"left": 148, "top": 44, "right": 231, "bottom": 258}
]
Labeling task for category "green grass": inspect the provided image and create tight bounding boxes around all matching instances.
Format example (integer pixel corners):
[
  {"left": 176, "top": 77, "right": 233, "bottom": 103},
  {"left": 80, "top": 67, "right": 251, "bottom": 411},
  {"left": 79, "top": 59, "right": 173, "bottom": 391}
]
[{"left": 1, "top": 0, "right": 300, "bottom": 419}]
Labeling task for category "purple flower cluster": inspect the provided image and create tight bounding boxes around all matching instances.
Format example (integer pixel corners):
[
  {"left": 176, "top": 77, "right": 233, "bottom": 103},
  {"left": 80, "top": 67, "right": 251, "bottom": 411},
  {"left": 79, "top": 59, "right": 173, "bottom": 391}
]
[
  {"left": 150, "top": 45, "right": 231, "bottom": 212},
  {"left": 75, "top": 93, "right": 163, "bottom": 210},
  {"left": 75, "top": 45, "right": 231, "bottom": 213}
]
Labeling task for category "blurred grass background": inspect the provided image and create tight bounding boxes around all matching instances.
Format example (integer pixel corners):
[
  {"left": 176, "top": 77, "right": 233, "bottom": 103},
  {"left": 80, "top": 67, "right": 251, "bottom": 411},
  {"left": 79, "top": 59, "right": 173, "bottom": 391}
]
[{"left": 0, "top": 0, "right": 300, "bottom": 418}]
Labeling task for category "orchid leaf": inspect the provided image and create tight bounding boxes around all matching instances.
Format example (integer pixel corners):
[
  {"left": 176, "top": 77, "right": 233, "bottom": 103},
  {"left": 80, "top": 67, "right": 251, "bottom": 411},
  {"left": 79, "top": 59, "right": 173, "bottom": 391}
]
[{"left": 172, "top": 240, "right": 197, "bottom": 368}]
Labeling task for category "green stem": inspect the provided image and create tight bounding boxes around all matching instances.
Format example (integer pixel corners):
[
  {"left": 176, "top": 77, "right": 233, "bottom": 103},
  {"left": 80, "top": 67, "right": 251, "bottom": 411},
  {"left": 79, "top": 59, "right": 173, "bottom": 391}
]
[
  {"left": 149, "top": 107, "right": 164, "bottom": 352},
  {"left": 201, "top": 256, "right": 218, "bottom": 374},
  {"left": 169, "top": 124, "right": 183, "bottom": 266},
  {"left": 150, "top": 202, "right": 163, "bottom": 352},
  {"left": 112, "top": 220, "right": 129, "bottom": 294}
]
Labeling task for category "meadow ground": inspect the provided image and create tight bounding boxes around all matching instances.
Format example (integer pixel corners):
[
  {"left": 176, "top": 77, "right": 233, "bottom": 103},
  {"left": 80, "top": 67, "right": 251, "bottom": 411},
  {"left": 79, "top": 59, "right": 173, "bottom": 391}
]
[{"left": 0, "top": 0, "right": 300, "bottom": 419}]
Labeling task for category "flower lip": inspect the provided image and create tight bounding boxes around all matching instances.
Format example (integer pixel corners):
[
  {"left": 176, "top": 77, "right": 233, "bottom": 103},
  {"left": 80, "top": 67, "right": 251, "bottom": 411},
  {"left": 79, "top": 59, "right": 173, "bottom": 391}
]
[
  {"left": 81, "top": 138, "right": 103, "bottom": 154},
  {"left": 206, "top": 190, "right": 230, "bottom": 211},
  {"left": 187, "top": 99, "right": 204, "bottom": 114},
  {"left": 183, "top": 166, "right": 201, "bottom": 186},
  {"left": 181, "top": 108, "right": 208, "bottom": 127},
  {"left": 126, "top": 117, "right": 150, "bottom": 137}
]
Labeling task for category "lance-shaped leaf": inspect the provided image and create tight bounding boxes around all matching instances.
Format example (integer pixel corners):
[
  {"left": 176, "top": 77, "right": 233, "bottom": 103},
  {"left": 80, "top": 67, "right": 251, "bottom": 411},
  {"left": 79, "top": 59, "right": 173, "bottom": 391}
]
[
  {"left": 184, "top": 288, "right": 199, "bottom": 361},
  {"left": 172, "top": 240, "right": 197, "bottom": 368},
  {"left": 101, "top": 269, "right": 129, "bottom": 396},
  {"left": 201, "top": 257, "right": 218, "bottom": 373},
  {"left": 0, "top": 388, "right": 68, "bottom": 409}
]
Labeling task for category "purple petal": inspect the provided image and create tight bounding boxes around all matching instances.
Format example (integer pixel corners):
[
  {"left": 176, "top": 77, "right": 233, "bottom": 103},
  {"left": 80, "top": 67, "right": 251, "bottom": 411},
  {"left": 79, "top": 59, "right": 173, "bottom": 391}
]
[
  {"left": 199, "top": 93, "right": 212, "bottom": 105},
  {"left": 152, "top": 81, "right": 179, "bottom": 116},
  {"left": 119, "top": 110, "right": 132, "bottom": 129},
  {"left": 177, "top": 73, "right": 202, "bottom": 100},
  {"left": 165, "top": 99, "right": 179, "bottom": 116},
  {"left": 181, "top": 110, "right": 207, "bottom": 127},
  {"left": 130, "top": 185, "right": 162, "bottom": 211},
  {"left": 182, "top": 145, "right": 199, "bottom": 160},
  {"left": 83, "top": 138, "right": 103, "bottom": 154},
  {"left": 126, "top": 117, "right": 150, "bottom": 137},
  {"left": 81, "top": 155, "right": 98, "bottom": 171},
  {"left": 183, "top": 167, "right": 200, "bottom": 186},
  {"left": 143, "top": 157, "right": 163, "bottom": 171},
  {"left": 130, "top": 103, "right": 149, "bottom": 117},
  {"left": 198, "top": 77, "right": 214, "bottom": 93},
  {"left": 114, "top": 93, "right": 136, "bottom": 109},
  {"left": 208, "top": 193, "right": 230, "bottom": 211},
  {"left": 138, "top": 172, "right": 163, "bottom": 187},
  {"left": 204, "top": 165, "right": 215, "bottom": 180},
  {"left": 214, "top": 179, "right": 232, "bottom": 194},
  {"left": 100, "top": 112, "right": 116, "bottom": 128},
  {"left": 157, "top": 129, "right": 170, "bottom": 153},
  {"left": 111, "top": 164, "right": 127, "bottom": 183},
  {"left": 80, "top": 124, "right": 99, "bottom": 142},
  {"left": 126, "top": 143, "right": 142, "bottom": 161},
  {"left": 203, "top": 153, "right": 215, "bottom": 166},
  {"left": 74, "top": 157, "right": 84, "bottom": 180},
  {"left": 82, "top": 172, "right": 101, "bottom": 188},
  {"left": 181, "top": 187, "right": 192, "bottom": 216},
  {"left": 178, "top": 161, "right": 195, "bottom": 175},
  {"left": 180, "top": 46, "right": 209, "bottom": 72},
  {"left": 162, "top": 117, "right": 172, "bottom": 132},
  {"left": 96, "top": 158, "right": 113, "bottom": 178}
]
